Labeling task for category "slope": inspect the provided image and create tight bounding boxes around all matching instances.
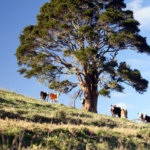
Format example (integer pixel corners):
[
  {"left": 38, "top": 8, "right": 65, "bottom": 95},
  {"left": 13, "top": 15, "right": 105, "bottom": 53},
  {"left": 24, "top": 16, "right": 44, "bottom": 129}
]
[{"left": 0, "top": 88, "right": 150, "bottom": 150}]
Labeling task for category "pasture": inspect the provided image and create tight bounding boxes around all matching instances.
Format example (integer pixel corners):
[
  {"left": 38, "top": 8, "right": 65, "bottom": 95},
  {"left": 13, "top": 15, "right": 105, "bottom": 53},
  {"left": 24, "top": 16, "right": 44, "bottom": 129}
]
[{"left": 0, "top": 88, "right": 150, "bottom": 150}]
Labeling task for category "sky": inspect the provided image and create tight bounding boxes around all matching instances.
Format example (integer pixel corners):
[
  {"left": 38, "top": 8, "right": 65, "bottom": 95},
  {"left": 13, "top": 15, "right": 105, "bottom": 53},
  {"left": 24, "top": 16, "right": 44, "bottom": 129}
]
[{"left": 0, "top": 0, "right": 150, "bottom": 121}]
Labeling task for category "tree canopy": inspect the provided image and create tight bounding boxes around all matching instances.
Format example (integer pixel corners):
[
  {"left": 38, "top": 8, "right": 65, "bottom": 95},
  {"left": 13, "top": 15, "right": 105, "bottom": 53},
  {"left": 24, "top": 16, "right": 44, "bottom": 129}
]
[{"left": 16, "top": 0, "right": 150, "bottom": 112}]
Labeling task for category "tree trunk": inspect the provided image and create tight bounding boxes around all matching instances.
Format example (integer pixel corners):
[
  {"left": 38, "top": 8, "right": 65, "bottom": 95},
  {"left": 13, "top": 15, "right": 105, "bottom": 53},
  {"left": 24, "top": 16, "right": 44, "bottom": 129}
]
[
  {"left": 81, "top": 82, "right": 98, "bottom": 113},
  {"left": 80, "top": 68, "right": 98, "bottom": 113}
]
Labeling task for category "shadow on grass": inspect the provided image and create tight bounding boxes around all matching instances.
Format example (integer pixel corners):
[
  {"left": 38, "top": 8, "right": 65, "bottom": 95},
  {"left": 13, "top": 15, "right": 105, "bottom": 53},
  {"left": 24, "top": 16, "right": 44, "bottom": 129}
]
[
  {"left": 0, "top": 110, "right": 28, "bottom": 120},
  {"left": 15, "top": 99, "right": 28, "bottom": 105},
  {"left": 81, "top": 118, "right": 118, "bottom": 128},
  {"left": 70, "top": 112, "right": 92, "bottom": 118},
  {"left": 14, "top": 99, "right": 57, "bottom": 111},
  {"left": 0, "top": 110, "right": 65, "bottom": 124},
  {"left": 0, "top": 98, "right": 17, "bottom": 106},
  {"left": 32, "top": 114, "right": 61, "bottom": 124}
]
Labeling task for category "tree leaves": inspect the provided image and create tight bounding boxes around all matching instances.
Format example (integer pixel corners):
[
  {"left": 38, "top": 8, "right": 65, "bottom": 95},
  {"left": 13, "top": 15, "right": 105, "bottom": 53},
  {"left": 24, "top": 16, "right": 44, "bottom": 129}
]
[{"left": 15, "top": 0, "right": 150, "bottom": 99}]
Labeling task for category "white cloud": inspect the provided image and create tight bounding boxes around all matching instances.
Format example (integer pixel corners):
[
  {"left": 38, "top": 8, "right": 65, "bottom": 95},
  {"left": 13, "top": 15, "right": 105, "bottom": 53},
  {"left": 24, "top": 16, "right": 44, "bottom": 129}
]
[
  {"left": 125, "top": 59, "right": 150, "bottom": 69},
  {"left": 111, "top": 92, "right": 131, "bottom": 98},
  {"left": 127, "top": 0, "right": 150, "bottom": 30},
  {"left": 115, "top": 103, "right": 134, "bottom": 109},
  {"left": 127, "top": 0, "right": 142, "bottom": 10}
]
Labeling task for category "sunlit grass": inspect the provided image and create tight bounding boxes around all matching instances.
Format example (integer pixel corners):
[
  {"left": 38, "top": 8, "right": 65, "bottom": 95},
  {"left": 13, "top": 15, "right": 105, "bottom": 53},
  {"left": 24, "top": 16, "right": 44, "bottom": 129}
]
[{"left": 0, "top": 88, "right": 150, "bottom": 149}]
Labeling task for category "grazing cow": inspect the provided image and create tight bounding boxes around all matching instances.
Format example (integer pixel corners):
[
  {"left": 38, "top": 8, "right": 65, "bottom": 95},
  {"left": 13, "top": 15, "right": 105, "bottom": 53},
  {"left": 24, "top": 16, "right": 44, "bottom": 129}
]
[
  {"left": 111, "top": 105, "right": 121, "bottom": 118},
  {"left": 81, "top": 99, "right": 85, "bottom": 107},
  {"left": 138, "top": 113, "right": 146, "bottom": 123},
  {"left": 50, "top": 93, "right": 60, "bottom": 103},
  {"left": 40, "top": 91, "right": 49, "bottom": 102},
  {"left": 121, "top": 109, "right": 128, "bottom": 118}
]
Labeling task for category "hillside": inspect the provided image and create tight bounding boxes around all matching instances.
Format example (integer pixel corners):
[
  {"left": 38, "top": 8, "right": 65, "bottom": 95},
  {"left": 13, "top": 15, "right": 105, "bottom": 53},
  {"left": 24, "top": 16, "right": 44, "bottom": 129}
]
[{"left": 0, "top": 89, "right": 150, "bottom": 150}]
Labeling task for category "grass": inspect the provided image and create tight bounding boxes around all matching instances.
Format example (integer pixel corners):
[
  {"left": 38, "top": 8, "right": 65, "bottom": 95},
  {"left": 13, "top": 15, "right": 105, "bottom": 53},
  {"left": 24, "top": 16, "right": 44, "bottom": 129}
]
[{"left": 0, "top": 88, "right": 150, "bottom": 149}]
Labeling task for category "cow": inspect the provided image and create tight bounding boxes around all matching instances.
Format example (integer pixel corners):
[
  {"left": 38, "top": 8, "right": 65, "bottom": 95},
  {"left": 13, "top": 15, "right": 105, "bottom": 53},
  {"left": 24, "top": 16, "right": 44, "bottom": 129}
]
[
  {"left": 81, "top": 99, "right": 85, "bottom": 107},
  {"left": 50, "top": 93, "right": 60, "bottom": 103},
  {"left": 138, "top": 113, "right": 146, "bottom": 123},
  {"left": 143, "top": 114, "right": 150, "bottom": 123},
  {"left": 40, "top": 91, "right": 49, "bottom": 102},
  {"left": 121, "top": 109, "right": 128, "bottom": 118},
  {"left": 111, "top": 105, "right": 121, "bottom": 118}
]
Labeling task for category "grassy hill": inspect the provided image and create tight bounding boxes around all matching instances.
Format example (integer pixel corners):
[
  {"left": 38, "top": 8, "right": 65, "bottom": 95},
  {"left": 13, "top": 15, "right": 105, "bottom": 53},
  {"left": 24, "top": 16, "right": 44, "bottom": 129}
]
[{"left": 0, "top": 88, "right": 150, "bottom": 150}]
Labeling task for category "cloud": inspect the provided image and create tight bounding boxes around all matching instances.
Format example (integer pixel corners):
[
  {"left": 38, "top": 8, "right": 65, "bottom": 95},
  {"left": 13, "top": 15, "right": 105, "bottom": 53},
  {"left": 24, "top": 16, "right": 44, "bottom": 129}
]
[
  {"left": 126, "top": 0, "right": 150, "bottom": 30},
  {"left": 115, "top": 103, "right": 134, "bottom": 109},
  {"left": 111, "top": 92, "right": 131, "bottom": 98},
  {"left": 125, "top": 59, "right": 150, "bottom": 69},
  {"left": 127, "top": 0, "right": 142, "bottom": 10}
]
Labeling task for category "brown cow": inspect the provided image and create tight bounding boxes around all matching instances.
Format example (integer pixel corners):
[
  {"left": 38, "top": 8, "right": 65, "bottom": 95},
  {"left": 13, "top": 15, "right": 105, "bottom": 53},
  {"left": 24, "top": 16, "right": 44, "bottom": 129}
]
[
  {"left": 50, "top": 93, "right": 60, "bottom": 103},
  {"left": 121, "top": 109, "right": 128, "bottom": 118}
]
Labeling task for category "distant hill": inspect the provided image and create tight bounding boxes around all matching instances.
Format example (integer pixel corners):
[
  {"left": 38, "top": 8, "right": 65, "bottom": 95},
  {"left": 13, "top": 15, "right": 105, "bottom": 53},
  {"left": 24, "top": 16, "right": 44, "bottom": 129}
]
[{"left": 0, "top": 88, "right": 150, "bottom": 150}]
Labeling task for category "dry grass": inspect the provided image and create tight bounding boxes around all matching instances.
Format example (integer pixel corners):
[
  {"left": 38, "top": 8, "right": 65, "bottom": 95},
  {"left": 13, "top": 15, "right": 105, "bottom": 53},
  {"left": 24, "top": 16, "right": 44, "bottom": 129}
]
[{"left": 0, "top": 88, "right": 150, "bottom": 150}]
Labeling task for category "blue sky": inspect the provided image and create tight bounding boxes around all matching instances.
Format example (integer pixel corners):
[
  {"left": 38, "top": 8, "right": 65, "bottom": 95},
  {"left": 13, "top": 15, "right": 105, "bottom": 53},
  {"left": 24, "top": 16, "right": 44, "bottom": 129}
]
[{"left": 0, "top": 0, "right": 150, "bottom": 121}]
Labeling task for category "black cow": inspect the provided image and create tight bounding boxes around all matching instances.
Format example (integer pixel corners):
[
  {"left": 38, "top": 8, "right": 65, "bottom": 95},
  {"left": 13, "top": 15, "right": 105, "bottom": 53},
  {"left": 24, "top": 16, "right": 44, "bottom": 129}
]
[
  {"left": 144, "top": 114, "right": 150, "bottom": 123},
  {"left": 111, "top": 105, "right": 121, "bottom": 118},
  {"left": 138, "top": 113, "right": 145, "bottom": 123},
  {"left": 40, "top": 91, "right": 49, "bottom": 101}
]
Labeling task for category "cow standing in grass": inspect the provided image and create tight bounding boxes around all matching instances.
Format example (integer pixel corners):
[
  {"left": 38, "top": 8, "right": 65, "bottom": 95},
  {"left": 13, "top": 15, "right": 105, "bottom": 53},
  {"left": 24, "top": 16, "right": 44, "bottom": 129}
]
[
  {"left": 138, "top": 113, "right": 150, "bottom": 124},
  {"left": 40, "top": 91, "right": 49, "bottom": 102},
  {"left": 50, "top": 93, "right": 60, "bottom": 103},
  {"left": 143, "top": 114, "right": 150, "bottom": 123},
  {"left": 111, "top": 105, "right": 121, "bottom": 118},
  {"left": 138, "top": 113, "right": 146, "bottom": 123},
  {"left": 121, "top": 109, "right": 128, "bottom": 118}
]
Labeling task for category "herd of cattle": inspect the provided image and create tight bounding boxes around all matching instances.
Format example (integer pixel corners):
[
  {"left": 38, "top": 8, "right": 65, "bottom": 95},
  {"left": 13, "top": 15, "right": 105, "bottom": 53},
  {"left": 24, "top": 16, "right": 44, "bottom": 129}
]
[
  {"left": 110, "top": 105, "right": 150, "bottom": 124},
  {"left": 81, "top": 99, "right": 150, "bottom": 124},
  {"left": 40, "top": 93, "right": 150, "bottom": 124}
]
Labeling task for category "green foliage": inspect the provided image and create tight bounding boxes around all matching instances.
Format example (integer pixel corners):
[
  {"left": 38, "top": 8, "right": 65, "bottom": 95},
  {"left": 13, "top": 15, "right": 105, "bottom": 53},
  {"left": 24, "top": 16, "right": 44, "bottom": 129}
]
[
  {"left": 48, "top": 80, "right": 76, "bottom": 93},
  {"left": 99, "top": 8, "right": 124, "bottom": 23},
  {"left": 35, "top": 53, "right": 48, "bottom": 61},
  {"left": 45, "top": 20, "right": 59, "bottom": 29},
  {"left": 102, "top": 62, "right": 116, "bottom": 74},
  {"left": 46, "top": 65, "right": 57, "bottom": 71},
  {"left": 82, "top": 8, "right": 94, "bottom": 16},
  {"left": 98, "top": 88, "right": 110, "bottom": 98},
  {"left": 63, "top": 49, "right": 72, "bottom": 57},
  {"left": 105, "top": 0, "right": 126, "bottom": 10},
  {"left": 73, "top": 47, "right": 98, "bottom": 63},
  {"left": 56, "top": 3, "right": 68, "bottom": 14},
  {"left": 120, "top": 19, "right": 140, "bottom": 33},
  {"left": 24, "top": 67, "right": 42, "bottom": 78},
  {"left": 17, "top": 68, "right": 27, "bottom": 75},
  {"left": 117, "top": 62, "right": 148, "bottom": 93},
  {"left": 73, "top": 49, "right": 89, "bottom": 62},
  {"left": 63, "top": 14, "right": 73, "bottom": 20},
  {"left": 78, "top": 25, "right": 95, "bottom": 36},
  {"left": 59, "top": 23, "right": 73, "bottom": 30},
  {"left": 16, "top": 0, "right": 150, "bottom": 101}
]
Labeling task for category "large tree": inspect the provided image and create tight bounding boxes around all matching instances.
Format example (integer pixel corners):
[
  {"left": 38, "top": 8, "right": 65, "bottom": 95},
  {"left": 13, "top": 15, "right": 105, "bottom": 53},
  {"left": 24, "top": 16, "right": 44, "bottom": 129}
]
[{"left": 16, "top": 0, "right": 150, "bottom": 113}]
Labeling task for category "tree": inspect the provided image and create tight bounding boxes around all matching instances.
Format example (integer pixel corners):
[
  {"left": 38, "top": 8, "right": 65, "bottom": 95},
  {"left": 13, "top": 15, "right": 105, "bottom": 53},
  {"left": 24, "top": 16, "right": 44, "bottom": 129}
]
[{"left": 16, "top": 0, "right": 150, "bottom": 113}]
